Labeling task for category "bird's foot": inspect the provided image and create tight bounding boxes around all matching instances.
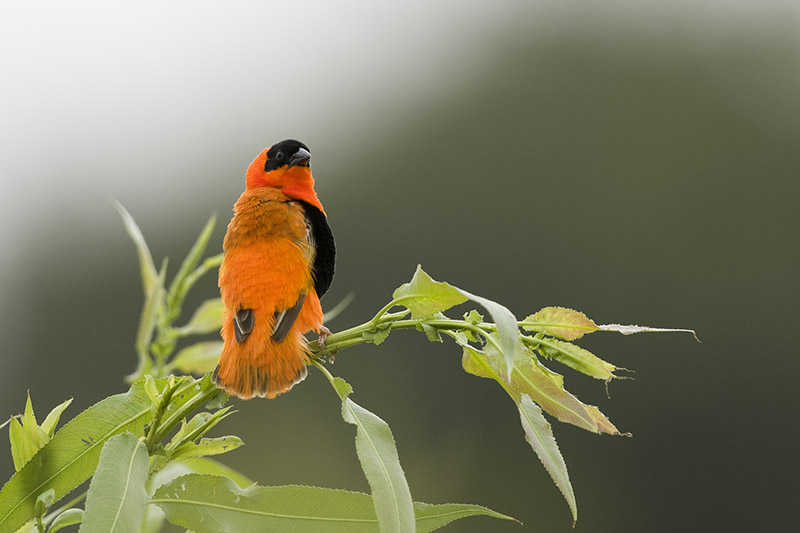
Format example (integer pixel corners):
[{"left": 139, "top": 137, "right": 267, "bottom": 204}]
[{"left": 317, "top": 325, "right": 337, "bottom": 363}]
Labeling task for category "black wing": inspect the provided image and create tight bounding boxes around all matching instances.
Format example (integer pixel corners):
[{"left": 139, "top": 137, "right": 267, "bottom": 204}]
[{"left": 298, "top": 200, "right": 336, "bottom": 298}]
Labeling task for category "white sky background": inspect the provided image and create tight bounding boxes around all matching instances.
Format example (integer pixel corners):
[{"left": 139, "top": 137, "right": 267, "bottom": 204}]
[{"left": 0, "top": 0, "right": 797, "bottom": 266}]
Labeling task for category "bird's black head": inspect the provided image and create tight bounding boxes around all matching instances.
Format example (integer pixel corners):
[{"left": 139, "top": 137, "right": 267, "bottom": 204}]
[{"left": 265, "top": 139, "right": 311, "bottom": 172}]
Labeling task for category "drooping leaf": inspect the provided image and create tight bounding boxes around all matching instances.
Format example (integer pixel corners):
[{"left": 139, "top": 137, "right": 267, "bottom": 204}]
[
  {"left": 169, "top": 341, "right": 223, "bottom": 375},
  {"left": 534, "top": 337, "right": 617, "bottom": 381},
  {"left": 361, "top": 323, "right": 392, "bottom": 345},
  {"left": 391, "top": 265, "right": 467, "bottom": 318},
  {"left": 175, "top": 298, "right": 224, "bottom": 336},
  {"left": 0, "top": 384, "right": 153, "bottom": 532},
  {"left": 48, "top": 508, "right": 85, "bottom": 532},
  {"left": 34, "top": 488, "right": 55, "bottom": 519},
  {"left": 457, "top": 288, "right": 520, "bottom": 381},
  {"left": 333, "top": 377, "right": 415, "bottom": 533},
  {"left": 522, "top": 307, "right": 598, "bottom": 340},
  {"left": 80, "top": 432, "right": 150, "bottom": 533},
  {"left": 517, "top": 394, "right": 576, "bottom": 525},
  {"left": 152, "top": 474, "right": 513, "bottom": 532}
]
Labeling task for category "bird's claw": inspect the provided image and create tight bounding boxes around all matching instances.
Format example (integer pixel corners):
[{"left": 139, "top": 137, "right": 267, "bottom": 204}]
[{"left": 317, "top": 325, "right": 337, "bottom": 363}]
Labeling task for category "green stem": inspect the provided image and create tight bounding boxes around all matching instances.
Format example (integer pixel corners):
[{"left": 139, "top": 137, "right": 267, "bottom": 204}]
[{"left": 150, "top": 384, "right": 222, "bottom": 446}]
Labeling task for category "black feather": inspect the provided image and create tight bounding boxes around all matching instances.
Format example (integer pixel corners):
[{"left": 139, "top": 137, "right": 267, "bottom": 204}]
[
  {"left": 298, "top": 200, "right": 336, "bottom": 298},
  {"left": 234, "top": 308, "right": 254, "bottom": 343}
]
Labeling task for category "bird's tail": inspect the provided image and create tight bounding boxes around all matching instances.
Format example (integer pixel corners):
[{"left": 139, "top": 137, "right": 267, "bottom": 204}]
[{"left": 212, "top": 309, "right": 309, "bottom": 399}]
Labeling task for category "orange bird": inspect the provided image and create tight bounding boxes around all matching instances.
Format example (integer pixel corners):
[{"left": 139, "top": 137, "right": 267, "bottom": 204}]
[{"left": 213, "top": 140, "right": 335, "bottom": 399}]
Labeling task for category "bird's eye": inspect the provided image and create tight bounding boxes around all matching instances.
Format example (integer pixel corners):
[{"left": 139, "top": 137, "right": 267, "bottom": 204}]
[{"left": 275, "top": 151, "right": 285, "bottom": 160}]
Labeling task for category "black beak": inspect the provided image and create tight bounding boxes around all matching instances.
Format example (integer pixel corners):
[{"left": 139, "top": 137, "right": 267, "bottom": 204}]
[{"left": 288, "top": 148, "right": 312, "bottom": 168}]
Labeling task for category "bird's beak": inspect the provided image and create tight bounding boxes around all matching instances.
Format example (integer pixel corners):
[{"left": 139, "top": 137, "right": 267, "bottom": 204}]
[{"left": 288, "top": 148, "right": 312, "bottom": 168}]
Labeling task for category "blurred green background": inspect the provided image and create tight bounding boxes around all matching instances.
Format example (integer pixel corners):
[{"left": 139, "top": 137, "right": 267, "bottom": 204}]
[{"left": 1, "top": 1, "right": 798, "bottom": 531}]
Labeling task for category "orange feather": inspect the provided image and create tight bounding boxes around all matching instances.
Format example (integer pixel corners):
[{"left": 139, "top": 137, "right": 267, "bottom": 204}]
[{"left": 214, "top": 145, "right": 327, "bottom": 399}]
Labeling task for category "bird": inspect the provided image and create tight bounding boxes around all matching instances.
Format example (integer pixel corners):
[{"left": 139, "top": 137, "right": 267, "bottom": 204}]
[{"left": 213, "top": 140, "right": 335, "bottom": 399}]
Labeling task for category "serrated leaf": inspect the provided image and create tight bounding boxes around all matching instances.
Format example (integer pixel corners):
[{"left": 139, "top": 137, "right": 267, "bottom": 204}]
[
  {"left": 80, "top": 433, "right": 150, "bottom": 533},
  {"left": 334, "top": 378, "right": 414, "bottom": 533},
  {"left": 518, "top": 394, "right": 577, "bottom": 525},
  {"left": 392, "top": 265, "right": 467, "bottom": 318},
  {"left": 152, "top": 474, "right": 512, "bottom": 532},
  {"left": 176, "top": 298, "right": 224, "bottom": 336},
  {"left": 414, "top": 501, "right": 518, "bottom": 532},
  {"left": 522, "top": 307, "right": 598, "bottom": 340},
  {"left": 9, "top": 393, "right": 50, "bottom": 471},
  {"left": 0, "top": 384, "right": 153, "bottom": 532},
  {"left": 169, "top": 341, "right": 223, "bottom": 375},
  {"left": 114, "top": 200, "right": 158, "bottom": 296},
  {"left": 48, "top": 508, "right": 84, "bottom": 532},
  {"left": 535, "top": 337, "right": 617, "bottom": 381},
  {"left": 40, "top": 398, "right": 73, "bottom": 438},
  {"left": 171, "top": 436, "right": 244, "bottom": 462}
]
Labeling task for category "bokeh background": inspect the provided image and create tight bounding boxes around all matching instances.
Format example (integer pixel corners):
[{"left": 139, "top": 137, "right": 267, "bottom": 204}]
[{"left": 1, "top": 1, "right": 798, "bottom": 531}]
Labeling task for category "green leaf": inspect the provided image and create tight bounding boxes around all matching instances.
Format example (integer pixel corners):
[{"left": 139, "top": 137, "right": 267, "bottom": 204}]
[
  {"left": 152, "top": 474, "right": 512, "bottom": 532},
  {"left": 361, "top": 324, "right": 391, "bottom": 345},
  {"left": 334, "top": 378, "right": 414, "bottom": 533},
  {"left": 522, "top": 307, "right": 598, "bottom": 340},
  {"left": 132, "top": 260, "right": 167, "bottom": 380},
  {"left": 418, "top": 322, "right": 442, "bottom": 342},
  {"left": 48, "top": 508, "right": 84, "bottom": 532},
  {"left": 9, "top": 393, "right": 50, "bottom": 471},
  {"left": 534, "top": 337, "right": 617, "bottom": 381},
  {"left": 517, "top": 394, "right": 576, "bottom": 525},
  {"left": 170, "top": 436, "right": 244, "bottom": 462},
  {"left": 175, "top": 298, "right": 224, "bottom": 336},
  {"left": 456, "top": 289, "right": 520, "bottom": 382},
  {"left": 114, "top": 200, "right": 158, "bottom": 296},
  {"left": 0, "top": 384, "right": 153, "bottom": 532},
  {"left": 391, "top": 265, "right": 467, "bottom": 318},
  {"left": 40, "top": 399, "right": 73, "bottom": 438},
  {"left": 466, "top": 334, "right": 622, "bottom": 435},
  {"left": 34, "top": 488, "right": 55, "bottom": 518},
  {"left": 169, "top": 341, "right": 224, "bottom": 375},
  {"left": 80, "top": 433, "right": 150, "bottom": 533},
  {"left": 413, "top": 501, "right": 518, "bottom": 532},
  {"left": 177, "top": 457, "right": 254, "bottom": 489},
  {"left": 167, "top": 214, "right": 217, "bottom": 311}
]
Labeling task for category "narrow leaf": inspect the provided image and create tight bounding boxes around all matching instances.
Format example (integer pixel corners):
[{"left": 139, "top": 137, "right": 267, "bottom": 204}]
[
  {"left": 169, "top": 341, "right": 223, "bottom": 375},
  {"left": 40, "top": 398, "right": 73, "bottom": 438},
  {"left": 518, "top": 394, "right": 577, "bottom": 525},
  {"left": 534, "top": 337, "right": 617, "bottom": 381},
  {"left": 599, "top": 323, "right": 700, "bottom": 341},
  {"left": 334, "top": 378, "right": 414, "bottom": 533},
  {"left": 114, "top": 200, "right": 158, "bottom": 295},
  {"left": 0, "top": 384, "right": 153, "bottom": 532},
  {"left": 48, "top": 508, "right": 84, "bottom": 532},
  {"left": 167, "top": 213, "right": 217, "bottom": 309},
  {"left": 80, "top": 433, "right": 150, "bottom": 533},
  {"left": 176, "top": 298, "right": 225, "bottom": 336},
  {"left": 177, "top": 457, "right": 254, "bottom": 489},
  {"left": 414, "top": 501, "right": 518, "bottom": 532},
  {"left": 170, "top": 436, "right": 244, "bottom": 462},
  {"left": 522, "top": 307, "right": 598, "bottom": 340},
  {"left": 391, "top": 265, "right": 467, "bottom": 318},
  {"left": 153, "top": 474, "right": 512, "bottom": 532}
]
